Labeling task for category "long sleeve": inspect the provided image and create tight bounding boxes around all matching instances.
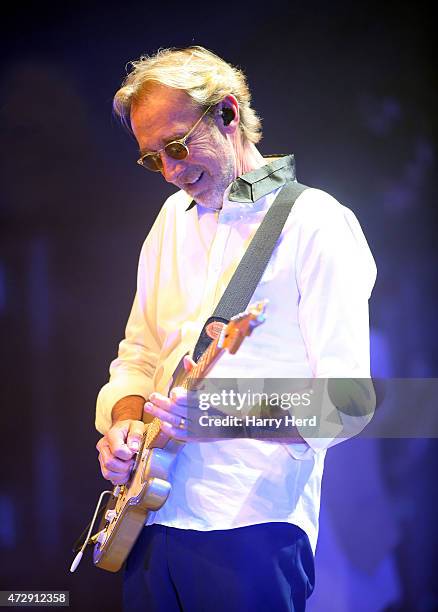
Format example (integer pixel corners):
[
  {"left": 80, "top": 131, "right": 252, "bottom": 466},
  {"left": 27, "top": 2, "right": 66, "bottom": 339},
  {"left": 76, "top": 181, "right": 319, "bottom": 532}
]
[{"left": 292, "top": 189, "right": 377, "bottom": 453}]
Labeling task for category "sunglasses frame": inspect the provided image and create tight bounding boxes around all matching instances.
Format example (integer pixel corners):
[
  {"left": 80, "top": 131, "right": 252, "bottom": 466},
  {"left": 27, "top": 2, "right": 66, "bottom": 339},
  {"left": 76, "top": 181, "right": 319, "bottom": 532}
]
[{"left": 137, "top": 105, "right": 213, "bottom": 172}]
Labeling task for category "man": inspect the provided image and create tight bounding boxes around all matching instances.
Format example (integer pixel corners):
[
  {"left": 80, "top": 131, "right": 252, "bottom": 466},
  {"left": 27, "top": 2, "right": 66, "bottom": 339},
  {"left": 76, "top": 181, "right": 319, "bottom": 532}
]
[{"left": 95, "top": 46, "right": 377, "bottom": 611}]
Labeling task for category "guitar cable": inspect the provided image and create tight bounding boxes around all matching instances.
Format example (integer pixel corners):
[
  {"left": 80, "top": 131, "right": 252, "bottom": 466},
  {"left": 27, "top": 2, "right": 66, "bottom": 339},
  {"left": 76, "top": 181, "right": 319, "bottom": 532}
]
[
  {"left": 71, "top": 506, "right": 106, "bottom": 554},
  {"left": 70, "top": 488, "right": 118, "bottom": 572}
]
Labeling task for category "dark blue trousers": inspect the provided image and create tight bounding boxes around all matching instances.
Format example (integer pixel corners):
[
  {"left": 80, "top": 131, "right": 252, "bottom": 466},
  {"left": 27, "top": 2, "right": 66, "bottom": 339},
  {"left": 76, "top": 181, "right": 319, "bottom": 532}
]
[{"left": 123, "top": 522, "right": 315, "bottom": 612}]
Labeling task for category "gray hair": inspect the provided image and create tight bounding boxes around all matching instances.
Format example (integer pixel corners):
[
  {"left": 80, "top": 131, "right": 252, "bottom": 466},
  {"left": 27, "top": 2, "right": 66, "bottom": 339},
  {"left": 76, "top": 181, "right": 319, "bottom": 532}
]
[{"left": 113, "top": 46, "right": 262, "bottom": 144}]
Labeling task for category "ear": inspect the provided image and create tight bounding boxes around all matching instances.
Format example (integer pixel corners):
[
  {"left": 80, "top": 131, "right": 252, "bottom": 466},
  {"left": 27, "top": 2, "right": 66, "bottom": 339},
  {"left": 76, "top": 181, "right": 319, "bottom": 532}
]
[{"left": 215, "top": 94, "right": 240, "bottom": 135}]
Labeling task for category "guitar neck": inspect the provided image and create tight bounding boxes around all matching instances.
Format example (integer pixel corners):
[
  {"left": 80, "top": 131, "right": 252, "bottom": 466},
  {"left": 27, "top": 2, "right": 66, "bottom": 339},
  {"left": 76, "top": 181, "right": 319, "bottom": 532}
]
[
  {"left": 182, "top": 334, "right": 224, "bottom": 390},
  {"left": 179, "top": 300, "right": 267, "bottom": 391}
]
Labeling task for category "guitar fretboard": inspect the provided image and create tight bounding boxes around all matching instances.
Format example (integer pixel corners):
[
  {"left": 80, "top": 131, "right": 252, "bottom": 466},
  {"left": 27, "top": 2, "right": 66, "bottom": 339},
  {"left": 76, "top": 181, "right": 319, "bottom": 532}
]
[{"left": 182, "top": 324, "right": 226, "bottom": 390}]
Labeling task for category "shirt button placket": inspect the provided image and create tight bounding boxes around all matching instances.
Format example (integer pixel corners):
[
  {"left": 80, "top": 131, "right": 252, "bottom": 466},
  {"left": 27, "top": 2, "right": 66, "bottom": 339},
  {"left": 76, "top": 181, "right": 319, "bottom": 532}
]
[{"left": 203, "top": 221, "right": 230, "bottom": 312}]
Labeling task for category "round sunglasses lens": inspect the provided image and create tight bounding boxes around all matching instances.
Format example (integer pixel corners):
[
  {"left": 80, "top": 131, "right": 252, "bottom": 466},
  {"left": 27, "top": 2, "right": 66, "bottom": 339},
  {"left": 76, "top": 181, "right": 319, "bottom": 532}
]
[
  {"left": 142, "top": 155, "right": 162, "bottom": 172},
  {"left": 165, "top": 142, "right": 189, "bottom": 160}
]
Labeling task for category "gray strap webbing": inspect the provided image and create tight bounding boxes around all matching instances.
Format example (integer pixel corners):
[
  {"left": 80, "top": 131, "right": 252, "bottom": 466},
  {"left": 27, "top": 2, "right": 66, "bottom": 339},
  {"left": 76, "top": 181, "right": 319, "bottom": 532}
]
[{"left": 193, "top": 181, "right": 308, "bottom": 362}]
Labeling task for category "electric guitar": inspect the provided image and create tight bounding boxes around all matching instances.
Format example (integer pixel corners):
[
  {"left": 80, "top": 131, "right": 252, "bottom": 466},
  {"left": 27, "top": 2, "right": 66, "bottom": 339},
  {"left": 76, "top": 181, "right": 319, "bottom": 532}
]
[{"left": 90, "top": 301, "right": 267, "bottom": 572}]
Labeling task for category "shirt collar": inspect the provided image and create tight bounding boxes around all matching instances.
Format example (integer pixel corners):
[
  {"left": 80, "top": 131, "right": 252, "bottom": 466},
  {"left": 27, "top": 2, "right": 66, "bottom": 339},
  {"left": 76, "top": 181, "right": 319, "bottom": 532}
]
[{"left": 185, "top": 154, "right": 296, "bottom": 211}]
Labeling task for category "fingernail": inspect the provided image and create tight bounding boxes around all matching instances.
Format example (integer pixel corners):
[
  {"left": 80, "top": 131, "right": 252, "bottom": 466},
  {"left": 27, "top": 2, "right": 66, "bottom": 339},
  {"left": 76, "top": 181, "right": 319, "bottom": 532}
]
[{"left": 130, "top": 441, "right": 139, "bottom": 451}]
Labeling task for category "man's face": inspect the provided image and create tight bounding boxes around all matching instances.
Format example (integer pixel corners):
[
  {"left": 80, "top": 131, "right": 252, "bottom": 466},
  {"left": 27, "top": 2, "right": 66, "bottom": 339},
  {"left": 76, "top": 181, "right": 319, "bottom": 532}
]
[{"left": 130, "top": 84, "right": 236, "bottom": 209}]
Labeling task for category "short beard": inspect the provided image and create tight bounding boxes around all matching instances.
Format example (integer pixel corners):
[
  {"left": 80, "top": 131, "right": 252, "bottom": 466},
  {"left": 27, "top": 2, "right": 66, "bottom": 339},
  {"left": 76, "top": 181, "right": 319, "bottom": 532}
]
[{"left": 193, "top": 153, "right": 235, "bottom": 210}]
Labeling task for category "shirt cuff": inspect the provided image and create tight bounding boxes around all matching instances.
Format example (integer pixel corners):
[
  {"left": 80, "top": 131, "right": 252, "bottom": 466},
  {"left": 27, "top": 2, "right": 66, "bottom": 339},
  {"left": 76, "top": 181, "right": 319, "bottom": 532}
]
[
  {"left": 95, "top": 377, "right": 153, "bottom": 434},
  {"left": 289, "top": 378, "right": 376, "bottom": 456}
]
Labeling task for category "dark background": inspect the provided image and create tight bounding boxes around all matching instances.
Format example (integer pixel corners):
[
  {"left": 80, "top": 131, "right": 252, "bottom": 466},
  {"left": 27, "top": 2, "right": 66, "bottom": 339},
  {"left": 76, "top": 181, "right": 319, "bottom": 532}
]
[{"left": 1, "top": 1, "right": 437, "bottom": 610}]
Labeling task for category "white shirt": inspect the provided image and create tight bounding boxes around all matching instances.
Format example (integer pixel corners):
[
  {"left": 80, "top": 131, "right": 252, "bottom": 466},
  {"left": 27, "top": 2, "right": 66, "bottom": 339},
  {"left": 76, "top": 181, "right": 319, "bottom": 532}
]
[{"left": 96, "top": 157, "right": 377, "bottom": 553}]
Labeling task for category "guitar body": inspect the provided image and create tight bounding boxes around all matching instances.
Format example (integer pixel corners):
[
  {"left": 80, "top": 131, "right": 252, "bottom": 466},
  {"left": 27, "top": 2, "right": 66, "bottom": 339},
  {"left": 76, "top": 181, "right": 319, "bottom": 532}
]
[
  {"left": 93, "top": 301, "right": 267, "bottom": 572},
  {"left": 93, "top": 419, "right": 183, "bottom": 571}
]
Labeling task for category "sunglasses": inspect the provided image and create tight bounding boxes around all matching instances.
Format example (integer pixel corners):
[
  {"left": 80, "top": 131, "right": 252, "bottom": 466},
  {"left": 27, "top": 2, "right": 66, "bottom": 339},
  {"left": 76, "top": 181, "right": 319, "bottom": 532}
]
[{"left": 136, "top": 105, "right": 212, "bottom": 172}]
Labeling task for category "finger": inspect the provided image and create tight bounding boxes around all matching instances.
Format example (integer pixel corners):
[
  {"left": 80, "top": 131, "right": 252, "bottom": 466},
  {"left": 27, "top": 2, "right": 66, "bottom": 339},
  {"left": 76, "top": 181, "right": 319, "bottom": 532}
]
[
  {"left": 98, "top": 453, "right": 134, "bottom": 484},
  {"left": 127, "top": 420, "right": 145, "bottom": 453},
  {"left": 160, "top": 420, "right": 187, "bottom": 442},
  {"left": 106, "top": 469, "right": 132, "bottom": 486},
  {"left": 150, "top": 391, "right": 187, "bottom": 409},
  {"left": 99, "top": 444, "right": 135, "bottom": 474},
  {"left": 144, "top": 401, "right": 189, "bottom": 427},
  {"left": 96, "top": 437, "right": 108, "bottom": 453},
  {"left": 169, "top": 386, "right": 200, "bottom": 409},
  {"left": 149, "top": 391, "right": 188, "bottom": 414},
  {"left": 148, "top": 391, "right": 168, "bottom": 404},
  {"left": 183, "top": 355, "right": 196, "bottom": 372},
  {"left": 168, "top": 387, "right": 188, "bottom": 406},
  {"left": 106, "top": 423, "right": 134, "bottom": 461}
]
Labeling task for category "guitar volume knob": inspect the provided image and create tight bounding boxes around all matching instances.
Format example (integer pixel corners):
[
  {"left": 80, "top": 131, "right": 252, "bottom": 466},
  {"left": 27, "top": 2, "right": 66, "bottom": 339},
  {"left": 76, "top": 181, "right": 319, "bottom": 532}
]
[{"left": 105, "top": 509, "right": 117, "bottom": 522}]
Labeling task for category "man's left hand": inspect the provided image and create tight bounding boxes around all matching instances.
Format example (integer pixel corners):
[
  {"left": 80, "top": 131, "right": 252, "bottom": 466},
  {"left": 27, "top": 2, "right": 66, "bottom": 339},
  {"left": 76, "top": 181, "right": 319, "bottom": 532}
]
[
  {"left": 144, "top": 355, "right": 195, "bottom": 441},
  {"left": 144, "top": 387, "right": 191, "bottom": 441}
]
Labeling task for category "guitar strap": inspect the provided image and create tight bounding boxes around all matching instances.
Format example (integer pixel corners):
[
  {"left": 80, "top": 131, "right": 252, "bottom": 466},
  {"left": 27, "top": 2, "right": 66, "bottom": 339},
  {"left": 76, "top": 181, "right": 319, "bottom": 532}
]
[{"left": 192, "top": 181, "right": 308, "bottom": 362}]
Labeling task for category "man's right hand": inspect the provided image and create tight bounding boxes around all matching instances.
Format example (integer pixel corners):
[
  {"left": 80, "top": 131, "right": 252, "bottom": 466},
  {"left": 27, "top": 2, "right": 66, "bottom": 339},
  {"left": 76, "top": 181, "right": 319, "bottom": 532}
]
[{"left": 96, "top": 418, "right": 145, "bottom": 485}]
